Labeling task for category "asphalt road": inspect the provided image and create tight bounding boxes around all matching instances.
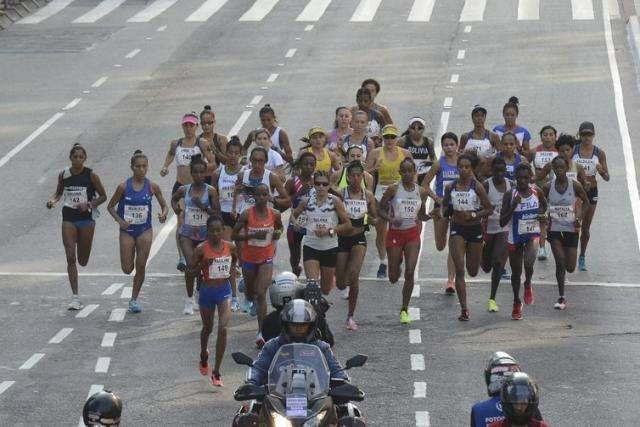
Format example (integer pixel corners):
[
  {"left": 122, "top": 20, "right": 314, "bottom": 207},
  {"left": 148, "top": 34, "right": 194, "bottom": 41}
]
[{"left": 1, "top": 0, "right": 640, "bottom": 425}]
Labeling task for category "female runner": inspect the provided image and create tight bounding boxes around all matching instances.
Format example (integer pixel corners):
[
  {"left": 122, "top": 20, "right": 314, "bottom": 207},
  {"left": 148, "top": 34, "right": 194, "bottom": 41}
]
[
  {"left": 302, "top": 127, "right": 341, "bottom": 174},
  {"left": 361, "top": 78, "right": 393, "bottom": 125},
  {"left": 459, "top": 105, "right": 500, "bottom": 160},
  {"left": 197, "top": 105, "right": 228, "bottom": 170},
  {"left": 332, "top": 145, "right": 374, "bottom": 191},
  {"left": 492, "top": 97, "right": 532, "bottom": 157},
  {"left": 259, "top": 104, "right": 293, "bottom": 163},
  {"left": 532, "top": 126, "right": 558, "bottom": 261},
  {"left": 328, "top": 107, "right": 353, "bottom": 152},
  {"left": 401, "top": 117, "right": 436, "bottom": 185},
  {"left": 341, "top": 111, "right": 374, "bottom": 161}
]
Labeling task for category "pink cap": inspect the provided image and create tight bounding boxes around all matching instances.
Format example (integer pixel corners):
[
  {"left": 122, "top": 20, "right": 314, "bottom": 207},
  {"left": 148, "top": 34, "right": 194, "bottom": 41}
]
[{"left": 182, "top": 114, "right": 198, "bottom": 125}]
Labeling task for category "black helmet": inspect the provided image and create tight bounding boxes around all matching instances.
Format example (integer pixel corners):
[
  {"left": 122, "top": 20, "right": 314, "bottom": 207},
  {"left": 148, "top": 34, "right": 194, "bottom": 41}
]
[
  {"left": 82, "top": 390, "right": 122, "bottom": 426},
  {"left": 484, "top": 351, "right": 520, "bottom": 396},
  {"left": 280, "top": 299, "right": 317, "bottom": 343},
  {"left": 500, "top": 372, "right": 539, "bottom": 425}
]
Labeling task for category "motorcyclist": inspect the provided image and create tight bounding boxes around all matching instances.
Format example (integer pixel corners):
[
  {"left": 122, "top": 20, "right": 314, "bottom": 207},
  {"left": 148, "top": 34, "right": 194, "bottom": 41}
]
[
  {"left": 260, "top": 271, "right": 304, "bottom": 341},
  {"left": 489, "top": 372, "right": 548, "bottom": 427},
  {"left": 82, "top": 390, "right": 122, "bottom": 426}
]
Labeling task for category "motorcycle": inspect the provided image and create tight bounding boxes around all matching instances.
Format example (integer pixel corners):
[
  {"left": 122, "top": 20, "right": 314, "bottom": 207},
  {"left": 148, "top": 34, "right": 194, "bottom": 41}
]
[{"left": 231, "top": 343, "right": 367, "bottom": 427}]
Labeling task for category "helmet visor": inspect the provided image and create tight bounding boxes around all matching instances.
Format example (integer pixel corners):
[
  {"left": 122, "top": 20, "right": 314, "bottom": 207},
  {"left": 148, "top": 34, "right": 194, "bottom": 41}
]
[{"left": 504, "top": 383, "right": 537, "bottom": 404}]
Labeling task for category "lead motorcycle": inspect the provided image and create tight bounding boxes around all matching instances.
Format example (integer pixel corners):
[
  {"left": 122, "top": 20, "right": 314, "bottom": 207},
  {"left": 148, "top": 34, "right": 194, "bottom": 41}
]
[{"left": 232, "top": 343, "right": 367, "bottom": 427}]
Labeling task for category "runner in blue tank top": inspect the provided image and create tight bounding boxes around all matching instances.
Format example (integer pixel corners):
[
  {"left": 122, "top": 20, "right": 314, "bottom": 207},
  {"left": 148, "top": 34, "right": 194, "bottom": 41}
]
[
  {"left": 495, "top": 132, "right": 528, "bottom": 181},
  {"left": 107, "top": 150, "right": 168, "bottom": 313},
  {"left": 492, "top": 96, "right": 532, "bottom": 157}
]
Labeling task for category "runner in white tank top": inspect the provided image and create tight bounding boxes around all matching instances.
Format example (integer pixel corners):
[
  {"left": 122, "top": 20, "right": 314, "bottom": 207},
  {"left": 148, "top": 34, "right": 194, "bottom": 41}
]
[{"left": 259, "top": 104, "right": 293, "bottom": 163}]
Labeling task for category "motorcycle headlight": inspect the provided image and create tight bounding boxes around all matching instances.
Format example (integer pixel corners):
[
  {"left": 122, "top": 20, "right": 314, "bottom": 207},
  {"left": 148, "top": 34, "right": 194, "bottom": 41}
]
[
  {"left": 271, "top": 412, "right": 293, "bottom": 427},
  {"left": 302, "top": 410, "right": 327, "bottom": 427}
]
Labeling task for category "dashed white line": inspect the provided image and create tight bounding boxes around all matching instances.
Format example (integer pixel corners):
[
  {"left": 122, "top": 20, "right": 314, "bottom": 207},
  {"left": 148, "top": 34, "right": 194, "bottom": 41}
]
[
  {"left": 443, "top": 97, "right": 453, "bottom": 108},
  {"left": 285, "top": 48, "right": 297, "bottom": 58},
  {"left": 450, "top": 74, "right": 459, "bottom": 83},
  {"left": 48, "top": 328, "right": 73, "bottom": 344},
  {"left": 304, "top": 24, "right": 314, "bottom": 31},
  {"left": 63, "top": 98, "right": 82, "bottom": 111},
  {"left": 350, "top": 0, "right": 382, "bottom": 22},
  {"left": 86, "top": 384, "right": 104, "bottom": 398},
  {"left": 517, "top": 0, "right": 540, "bottom": 20},
  {"left": 408, "top": 0, "right": 436, "bottom": 22},
  {"left": 101, "top": 332, "right": 117, "bottom": 348},
  {"left": 75, "top": 304, "right": 99, "bottom": 318},
  {"left": 120, "top": 287, "right": 133, "bottom": 299},
  {"left": 296, "top": 0, "right": 331, "bottom": 22},
  {"left": 409, "top": 329, "right": 422, "bottom": 344},
  {"left": 108, "top": 308, "right": 126, "bottom": 322},
  {"left": 249, "top": 95, "right": 263, "bottom": 106},
  {"left": 0, "top": 112, "right": 64, "bottom": 169},
  {"left": 408, "top": 307, "right": 420, "bottom": 321},
  {"left": 464, "top": 25, "right": 472, "bottom": 32},
  {"left": 414, "top": 381, "right": 427, "bottom": 398},
  {"left": 266, "top": 73, "right": 279, "bottom": 83},
  {"left": 102, "top": 282, "right": 124, "bottom": 295},
  {"left": 157, "top": 25, "right": 167, "bottom": 31},
  {"left": 0, "top": 381, "right": 15, "bottom": 396},
  {"left": 416, "top": 411, "right": 431, "bottom": 427},
  {"left": 95, "top": 357, "right": 111, "bottom": 373},
  {"left": 91, "top": 76, "right": 108, "bottom": 88},
  {"left": 19, "top": 353, "right": 45, "bottom": 370},
  {"left": 411, "top": 285, "right": 420, "bottom": 298},
  {"left": 114, "top": 64, "right": 122, "bottom": 67},
  {"left": 460, "top": 0, "right": 486, "bottom": 22},
  {"left": 125, "top": 48, "right": 141, "bottom": 59},
  {"left": 147, "top": 215, "right": 177, "bottom": 266},
  {"left": 410, "top": 354, "right": 425, "bottom": 371},
  {"left": 228, "top": 111, "right": 253, "bottom": 137},
  {"left": 457, "top": 49, "right": 466, "bottom": 59}
]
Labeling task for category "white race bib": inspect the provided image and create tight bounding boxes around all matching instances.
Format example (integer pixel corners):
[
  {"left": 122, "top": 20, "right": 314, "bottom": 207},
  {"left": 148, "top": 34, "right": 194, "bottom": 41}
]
[
  {"left": 220, "top": 186, "right": 234, "bottom": 201},
  {"left": 208, "top": 256, "right": 232, "bottom": 279},
  {"left": 575, "top": 158, "right": 597, "bottom": 176},
  {"left": 248, "top": 226, "right": 273, "bottom": 247},
  {"left": 124, "top": 205, "right": 148, "bottom": 225},
  {"left": 307, "top": 216, "right": 330, "bottom": 234},
  {"left": 344, "top": 199, "right": 367, "bottom": 219},
  {"left": 416, "top": 159, "right": 430, "bottom": 175},
  {"left": 549, "top": 205, "right": 575, "bottom": 222},
  {"left": 517, "top": 218, "right": 540, "bottom": 235},
  {"left": 397, "top": 199, "right": 420, "bottom": 219},
  {"left": 63, "top": 187, "right": 87, "bottom": 209},
  {"left": 535, "top": 151, "right": 557, "bottom": 169},
  {"left": 489, "top": 204, "right": 501, "bottom": 221},
  {"left": 186, "top": 207, "right": 207, "bottom": 226}
]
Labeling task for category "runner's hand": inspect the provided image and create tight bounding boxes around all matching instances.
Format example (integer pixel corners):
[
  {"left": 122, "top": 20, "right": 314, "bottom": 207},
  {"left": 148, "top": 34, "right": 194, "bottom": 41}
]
[
  {"left": 160, "top": 167, "right": 168, "bottom": 177},
  {"left": 158, "top": 212, "right": 167, "bottom": 223}
]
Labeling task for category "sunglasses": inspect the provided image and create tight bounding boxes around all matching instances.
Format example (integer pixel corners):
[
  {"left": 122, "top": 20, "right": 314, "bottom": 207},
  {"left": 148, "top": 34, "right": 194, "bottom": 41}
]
[
  {"left": 411, "top": 126, "right": 424, "bottom": 131},
  {"left": 314, "top": 182, "right": 330, "bottom": 187}
]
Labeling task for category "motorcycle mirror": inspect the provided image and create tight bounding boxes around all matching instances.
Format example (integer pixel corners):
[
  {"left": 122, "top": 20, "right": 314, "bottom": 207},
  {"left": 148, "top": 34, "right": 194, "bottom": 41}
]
[
  {"left": 234, "top": 384, "right": 267, "bottom": 401},
  {"left": 345, "top": 354, "right": 368, "bottom": 370},
  {"left": 329, "top": 383, "right": 365, "bottom": 402},
  {"left": 232, "top": 352, "right": 254, "bottom": 367}
]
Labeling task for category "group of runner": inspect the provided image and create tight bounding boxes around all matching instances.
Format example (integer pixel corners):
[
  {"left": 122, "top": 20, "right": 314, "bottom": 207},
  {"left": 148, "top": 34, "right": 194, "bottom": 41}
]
[{"left": 47, "top": 79, "right": 608, "bottom": 386}]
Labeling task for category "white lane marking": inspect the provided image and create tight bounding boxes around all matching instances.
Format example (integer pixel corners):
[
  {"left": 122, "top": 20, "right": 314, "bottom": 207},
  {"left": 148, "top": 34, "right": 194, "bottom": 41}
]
[
  {"left": 408, "top": 0, "right": 435, "bottom": 22},
  {"left": 101, "top": 332, "right": 117, "bottom": 347},
  {"left": 0, "top": 381, "right": 15, "bottom": 396},
  {"left": 450, "top": 74, "right": 459, "bottom": 83},
  {"left": 460, "top": 0, "right": 486, "bottom": 22},
  {"left": 266, "top": 73, "right": 279, "bottom": 83},
  {"left": 91, "top": 76, "right": 108, "bottom": 88},
  {"left": 146, "top": 36, "right": 153, "bottom": 40},
  {"left": 146, "top": 215, "right": 177, "bottom": 266},
  {"left": 571, "top": 0, "right": 594, "bottom": 20},
  {"left": 95, "top": 357, "right": 111, "bottom": 373},
  {"left": 239, "top": 0, "right": 279, "bottom": 21},
  {"left": 73, "top": 0, "right": 126, "bottom": 23},
  {"left": 102, "top": 282, "right": 124, "bottom": 295},
  {"left": 350, "top": 0, "right": 382, "bottom": 22},
  {"left": 75, "top": 304, "right": 99, "bottom": 318},
  {"left": 410, "top": 354, "right": 425, "bottom": 370},
  {"left": 409, "top": 329, "right": 422, "bottom": 344},
  {"left": 18, "top": 0, "right": 75, "bottom": 24},
  {"left": 227, "top": 111, "right": 253, "bottom": 137},
  {"left": 19, "top": 353, "right": 45, "bottom": 370},
  {"left": 0, "top": 112, "right": 64, "bottom": 169},
  {"left": 304, "top": 24, "right": 314, "bottom": 31},
  {"left": 414, "top": 381, "right": 427, "bottom": 398},
  {"left": 108, "top": 308, "right": 126, "bottom": 322},
  {"left": 603, "top": 1, "right": 640, "bottom": 254},
  {"left": 63, "top": 98, "right": 82, "bottom": 111},
  {"left": 120, "top": 287, "right": 133, "bottom": 299},
  {"left": 249, "top": 95, "right": 263, "bottom": 105},
  {"left": 48, "top": 328, "right": 73, "bottom": 344},
  {"left": 607, "top": 0, "right": 620, "bottom": 18},
  {"left": 411, "top": 284, "right": 420, "bottom": 298},
  {"left": 127, "top": 0, "right": 178, "bottom": 22},
  {"left": 416, "top": 411, "right": 431, "bottom": 427},
  {"left": 296, "top": 0, "right": 331, "bottom": 22},
  {"left": 517, "top": 0, "right": 539, "bottom": 20},
  {"left": 285, "top": 48, "right": 297, "bottom": 58},
  {"left": 87, "top": 384, "right": 104, "bottom": 398},
  {"left": 457, "top": 49, "right": 466, "bottom": 59},
  {"left": 157, "top": 25, "right": 167, "bottom": 31},
  {"left": 408, "top": 307, "right": 420, "bottom": 321},
  {"left": 185, "top": 0, "right": 228, "bottom": 22},
  {"left": 464, "top": 25, "right": 472, "bottom": 32},
  {"left": 443, "top": 97, "right": 453, "bottom": 108},
  {"left": 125, "top": 48, "right": 141, "bottom": 59}
]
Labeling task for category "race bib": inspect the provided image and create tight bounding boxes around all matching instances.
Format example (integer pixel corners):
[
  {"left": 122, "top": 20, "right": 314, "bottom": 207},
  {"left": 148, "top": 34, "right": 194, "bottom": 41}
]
[
  {"left": 549, "top": 205, "right": 575, "bottom": 222},
  {"left": 535, "top": 151, "right": 557, "bottom": 169},
  {"left": 124, "top": 205, "right": 148, "bottom": 225},
  {"left": 307, "top": 216, "right": 330, "bottom": 234},
  {"left": 186, "top": 207, "right": 207, "bottom": 226},
  {"left": 63, "top": 187, "right": 87, "bottom": 209},
  {"left": 575, "top": 158, "right": 597, "bottom": 176},
  {"left": 416, "top": 159, "right": 430, "bottom": 175},
  {"left": 397, "top": 199, "right": 420, "bottom": 219},
  {"left": 452, "top": 192, "right": 475, "bottom": 211},
  {"left": 517, "top": 218, "right": 540, "bottom": 235},
  {"left": 220, "top": 186, "right": 234, "bottom": 201},
  {"left": 344, "top": 199, "right": 367, "bottom": 219},
  {"left": 208, "top": 256, "right": 231, "bottom": 279},
  {"left": 566, "top": 172, "right": 578, "bottom": 181},
  {"left": 489, "top": 204, "right": 501, "bottom": 220},
  {"left": 286, "top": 396, "right": 307, "bottom": 418},
  {"left": 248, "top": 226, "right": 273, "bottom": 247}
]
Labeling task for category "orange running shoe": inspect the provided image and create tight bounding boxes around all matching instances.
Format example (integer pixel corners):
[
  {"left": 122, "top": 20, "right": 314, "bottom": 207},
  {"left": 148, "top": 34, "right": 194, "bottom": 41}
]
[
  {"left": 212, "top": 371, "right": 223, "bottom": 387},
  {"left": 199, "top": 350, "right": 209, "bottom": 376}
]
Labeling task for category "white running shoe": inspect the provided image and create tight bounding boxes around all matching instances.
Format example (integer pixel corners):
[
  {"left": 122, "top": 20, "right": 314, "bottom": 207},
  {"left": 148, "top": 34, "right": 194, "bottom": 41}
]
[
  {"left": 340, "top": 286, "right": 350, "bottom": 300},
  {"left": 183, "top": 298, "right": 194, "bottom": 315},
  {"left": 537, "top": 246, "right": 548, "bottom": 261},
  {"left": 67, "top": 296, "right": 83, "bottom": 311},
  {"left": 193, "top": 291, "right": 199, "bottom": 312}
]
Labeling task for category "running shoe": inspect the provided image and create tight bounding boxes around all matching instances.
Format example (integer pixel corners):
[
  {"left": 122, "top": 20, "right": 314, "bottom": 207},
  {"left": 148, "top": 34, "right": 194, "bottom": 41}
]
[
  {"left": 248, "top": 301, "right": 257, "bottom": 317},
  {"left": 255, "top": 332, "right": 266, "bottom": 349},
  {"left": 578, "top": 255, "right": 587, "bottom": 271},
  {"left": 193, "top": 290, "right": 200, "bottom": 311},
  {"left": 67, "top": 296, "right": 83, "bottom": 311},
  {"left": 240, "top": 298, "right": 253, "bottom": 313},
  {"left": 554, "top": 297, "right": 567, "bottom": 310},
  {"left": 199, "top": 350, "right": 209, "bottom": 376},
  {"left": 238, "top": 278, "right": 245, "bottom": 293},
  {"left": 177, "top": 257, "right": 186, "bottom": 272},
  {"left": 511, "top": 302, "right": 523, "bottom": 320},
  {"left": 487, "top": 299, "right": 499, "bottom": 313},
  {"left": 346, "top": 317, "right": 358, "bottom": 331},
  {"left": 128, "top": 299, "right": 141, "bottom": 314},
  {"left": 340, "top": 286, "right": 350, "bottom": 300},
  {"left": 523, "top": 282, "right": 535, "bottom": 305},
  {"left": 445, "top": 280, "right": 456, "bottom": 295},
  {"left": 376, "top": 263, "right": 387, "bottom": 279},
  {"left": 231, "top": 297, "right": 240, "bottom": 312},
  {"left": 183, "top": 298, "right": 194, "bottom": 315},
  {"left": 458, "top": 309, "right": 470, "bottom": 321},
  {"left": 211, "top": 371, "right": 223, "bottom": 387},
  {"left": 501, "top": 269, "right": 511, "bottom": 280},
  {"left": 537, "top": 246, "right": 548, "bottom": 261},
  {"left": 400, "top": 309, "right": 411, "bottom": 324}
]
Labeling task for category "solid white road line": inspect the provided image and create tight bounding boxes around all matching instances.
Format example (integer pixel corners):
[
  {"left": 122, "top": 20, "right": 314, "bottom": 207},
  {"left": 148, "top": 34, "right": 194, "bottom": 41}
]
[
  {"left": 239, "top": 0, "right": 279, "bottom": 21},
  {"left": 416, "top": 411, "right": 431, "bottom": 427},
  {"left": 63, "top": 98, "right": 82, "bottom": 111},
  {"left": 185, "top": 0, "right": 229, "bottom": 22},
  {"left": 18, "top": 0, "right": 75, "bottom": 24},
  {"left": 0, "top": 381, "right": 15, "bottom": 396},
  {"left": 266, "top": 73, "right": 279, "bottom": 83},
  {"left": 73, "top": 0, "right": 127, "bottom": 23},
  {"left": 571, "top": 0, "right": 594, "bottom": 20},
  {"left": 127, "top": 0, "right": 178, "bottom": 22},
  {"left": 296, "top": 0, "right": 331, "bottom": 22},
  {"left": 602, "top": 1, "right": 640, "bottom": 253},
  {"left": 102, "top": 282, "right": 124, "bottom": 295},
  {"left": 228, "top": 111, "right": 253, "bottom": 137},
  {"left": 457, "top": 49, "right": 466, "bottom": 59},
  {"left": 0, "top": 112, "right": 64, "bottom": 169},
  {"left": 305, "top": 24, "right": 314, "bottom": 31},
  {"left": 408, "top": 307, "right": 420, "bottom": 321},
  {"left": 75, "top": 304, "right": 99, "bottom": 318},
  {"left": 91, "top": 76, "right": 108, "bottom": 88},
  {"left": 285, "top": 48, "right": 297, "bottom": 58},
  {"left": 517, "top": 0, "right": 539, "bottom": 20},
  {"left": 410, "top": 354, "right": 425, "bottom": 370},
  {"left": 146, "top": 214, "right": 177, "bottom": 266},
  {"left": 450, "top": 74, "right": 459, "bottom": 83},
  {"left": 19, "top": 353, "right": 45, "bottom": 370},
  {"left": 414, "top": 381, "right": 427, "bottom": 398},
  {"left": 108, "top": 308, "right": 126, "bottom": 322},
  {"left": 120, "top": 287, "right": 132, "bottom": 299},
  {"left": 409, "top": 329, "right": 422, "bottom": 344},
  {"left": 249, "top": 95, "right": 263, "bottom": 105},
  {"left": 125, "top": 48, "right": 141, "bottom": 59},
  {"left": 408, "top": 0, "right": 436, "bottom": 22},
  {"left": 350, "top": 0, "right": 382, "bottom": 22},
  {"left": 460, "top": 0, "right": 486, "bottom": 22},
  {"left": 48, "top": 328, "right": 73, "bottom": 344},
  {"left": 95, "top": 357, "right": 111, "bottom": 373},
  {"left": 411, "top": 284, "right": 420, "bottom": 298},
  {"left": 101, "top": 332, "right": 117, "bottom": 347}
]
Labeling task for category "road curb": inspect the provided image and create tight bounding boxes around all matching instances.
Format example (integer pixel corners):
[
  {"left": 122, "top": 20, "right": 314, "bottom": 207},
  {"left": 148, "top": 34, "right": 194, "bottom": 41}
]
[{"left": 627, "top": 15, "right": 640, "bottom": 92}]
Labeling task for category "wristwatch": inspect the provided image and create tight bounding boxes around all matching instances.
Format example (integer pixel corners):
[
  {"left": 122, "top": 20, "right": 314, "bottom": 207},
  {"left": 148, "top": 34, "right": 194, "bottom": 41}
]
[
  {"left": 329, "top": 228, "right": 336, "bottom": 238},
  {"left": 471, "top": 212, "right": 477, "bottom": 219}
]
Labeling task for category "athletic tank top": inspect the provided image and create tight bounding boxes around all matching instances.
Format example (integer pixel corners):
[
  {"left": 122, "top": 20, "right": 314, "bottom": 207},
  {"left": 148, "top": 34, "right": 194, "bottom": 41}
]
[
  {"left": 180, "top": 184, "right": 212, "bottom": 241},
  {"left": 391, "top": 183, "right": 421, "bottom": 230},
  {"left": 498, "top": 152, "right": 523, "bottom": 181},
  {"left": 342, "top": 134, "right": 368, "bottom": 160},
  {"left": 201, "top": 240, "right": 233, "bottom": 282},
  {"left": 329, "top": 129, "right": 350, "bottom": 151},
  {"left": 307, "top": 147, "right": 332, "bottom": 173},
  {"left": 175, "top": 138, "right": 203, "bottom": 167},
  {"left": 117, "top": 178, "right": 152, "bottom": 230},
  {"left": 61, "top": 167, "right": 95, "bottom": 222},
  {"left": 485, "top": 178, "right": 511, "bottom": 234},
  {"left": 435, "top": 157, "right": 459, "bottom": 197},
  {"left": 337, "top": 167, "right": 367, "bottom": 191},
  {"left": 572, "top": 144, "right": 601, "bottom": 177},
  {"left": 302, "top": 194, "right": 339, "bottom": 250},
  {"left": 508, "top": 186, "right": 541, "bottom": 244},
  {"left": 218, "top": 166, "right": 239, "bottom": 213},
  {"left": 404, "top": 135, "right": 434, "bottom": 176},
  {"left": 270, "top": 127, "right": 283, "bottom": 151},
  {"left": 548, "top": 178, "right": 577, "bottom": 233},
  {"left": 342, "top": 187, "right": 368, "bottom": 228},
  {"left": 450, "top": 180, "right": 481, "bottom": 213},
  {"left": 492, "top": 125, "right": 532, "bottom": 146},
  {"left": 289, "top": 175, "right": 315, "bottom": 229},
  {"left": 465, "top": 130, "right": 494, "bottom": 158},
  {"left": 242, "top": 207, "right": 276, "bottom": 263},
  {"left": 378, "top": 146, "right": 404, "bottom": 187},
  {"left": 240, "top": 169, "right": 272, "bottom": 213}
]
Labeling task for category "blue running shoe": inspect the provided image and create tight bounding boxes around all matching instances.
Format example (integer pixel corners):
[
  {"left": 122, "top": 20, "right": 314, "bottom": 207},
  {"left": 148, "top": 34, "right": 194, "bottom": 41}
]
[
  {"left": 177, "top": 257, "right": 186, "bottom": 272},
  {"left": 249, "top": 301, "right": 257, "bottom": 317},
  {"left": 578, "top": 255, "right": 587, "bottom": 271},
  {"left": 128, "top": 299, "right": 141, "bottom": 314},
  {"left": 376, "top": 263, "right": 387, "bottom": 279},
  {"left": 501, "top": 269, "right": 511, "bottom": 280}
]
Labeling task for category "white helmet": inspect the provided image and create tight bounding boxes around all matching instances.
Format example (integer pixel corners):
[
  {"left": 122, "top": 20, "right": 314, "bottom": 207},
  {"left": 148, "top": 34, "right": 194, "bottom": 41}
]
[{"left": 269, "top": 272, "right": 304, "bottom": 309}]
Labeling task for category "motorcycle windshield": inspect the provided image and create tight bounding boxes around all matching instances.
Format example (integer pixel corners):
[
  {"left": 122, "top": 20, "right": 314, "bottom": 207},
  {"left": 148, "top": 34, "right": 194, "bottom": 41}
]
[{"left": 267, "top": 343, "right": 330, "bottom": 398}]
